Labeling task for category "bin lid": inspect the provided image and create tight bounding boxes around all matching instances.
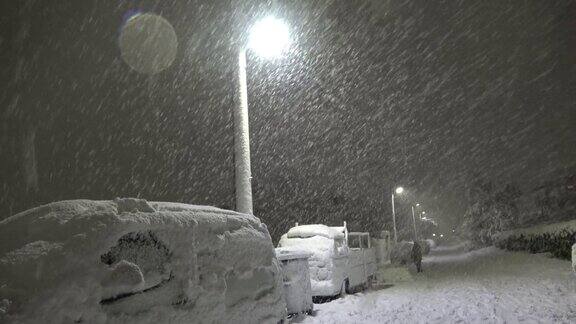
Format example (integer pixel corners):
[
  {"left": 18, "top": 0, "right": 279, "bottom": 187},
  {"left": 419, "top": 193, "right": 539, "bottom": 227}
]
[{"left": 275, "top": 247, "right": 312, "bottom": 261}]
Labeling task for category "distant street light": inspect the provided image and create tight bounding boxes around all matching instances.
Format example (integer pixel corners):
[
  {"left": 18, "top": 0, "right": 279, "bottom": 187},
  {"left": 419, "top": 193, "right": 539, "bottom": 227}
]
[
  {"left": 395, "top": 187, "right": 404, "bottom": 194},
  {"left": 234, "top": 17, "right": 291, "bottom": 214}
]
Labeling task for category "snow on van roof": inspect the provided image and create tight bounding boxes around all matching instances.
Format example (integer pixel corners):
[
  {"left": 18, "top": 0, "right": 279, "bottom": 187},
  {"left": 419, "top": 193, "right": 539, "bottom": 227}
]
[{"left": 286, "top": 224, "right": 345, "bottom": 239}]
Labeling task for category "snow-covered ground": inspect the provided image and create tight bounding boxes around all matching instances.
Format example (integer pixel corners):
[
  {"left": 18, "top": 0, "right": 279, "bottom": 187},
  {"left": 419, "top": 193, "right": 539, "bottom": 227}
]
[{"left": 299, "top": 242, "right": 576, "bottom": 323}]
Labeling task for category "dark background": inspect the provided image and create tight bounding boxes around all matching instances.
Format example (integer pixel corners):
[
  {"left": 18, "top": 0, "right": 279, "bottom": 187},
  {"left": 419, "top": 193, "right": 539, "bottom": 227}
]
[{"left": 1, "top": 0, "right": 575, "bottom": 241}]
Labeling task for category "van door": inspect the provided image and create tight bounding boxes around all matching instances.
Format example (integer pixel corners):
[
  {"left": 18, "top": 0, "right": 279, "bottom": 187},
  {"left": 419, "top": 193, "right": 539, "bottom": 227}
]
[
  {"left": 332, "top": 237, "right": 349, "bottom": 294},
  {"left": 347, "top": 234, "right": 365, "bottom": 288}
]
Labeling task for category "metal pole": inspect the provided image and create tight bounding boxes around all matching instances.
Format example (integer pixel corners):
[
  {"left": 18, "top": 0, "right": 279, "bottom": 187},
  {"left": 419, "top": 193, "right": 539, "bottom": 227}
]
[
  {"left": 391, "top": 193, "right": 397, "bottom": 243},
  {"left": 234, "top": 48, "right": 253, "bottom": 214},
  {"left": 411, "top": 205, "right": 418, "bottom": 241}
]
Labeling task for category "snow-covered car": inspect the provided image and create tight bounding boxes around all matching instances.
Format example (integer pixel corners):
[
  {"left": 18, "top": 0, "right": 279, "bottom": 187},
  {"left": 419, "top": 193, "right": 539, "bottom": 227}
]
[
  {"left": 278, "top": 223, "right": 377, "bottom": 298},
  {"left": 0, "top": 198, "right": 286, "bottom": 324}
]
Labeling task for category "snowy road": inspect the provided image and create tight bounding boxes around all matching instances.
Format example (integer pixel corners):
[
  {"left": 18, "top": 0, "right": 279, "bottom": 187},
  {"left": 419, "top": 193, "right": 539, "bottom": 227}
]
[{"left": 299, "top": 243, "right": 576, "bottom": 323}]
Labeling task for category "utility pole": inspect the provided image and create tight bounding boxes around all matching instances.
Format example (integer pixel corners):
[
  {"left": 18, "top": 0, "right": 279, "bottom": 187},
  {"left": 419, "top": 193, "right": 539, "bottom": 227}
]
[
  {"left": 391, "top": 193, "right": 397, "bottom": 243},
  {"left": 233, "top": 48, "right": 253, "bottom": 214},
  {"left": 411, "top": 205, "right": 418, "bottom": 241}
]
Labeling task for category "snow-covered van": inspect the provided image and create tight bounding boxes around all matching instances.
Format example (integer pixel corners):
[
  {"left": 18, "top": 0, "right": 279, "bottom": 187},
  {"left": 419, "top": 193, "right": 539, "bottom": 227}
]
[
  {"left": 0, "top": 199, "right": 286, "bottom": 323},
  {"left": 347, "top": 232, "right": 377, "bottom": 289},
  {"left": 278, "top": 223, "right": 377, "bottom": 297}
]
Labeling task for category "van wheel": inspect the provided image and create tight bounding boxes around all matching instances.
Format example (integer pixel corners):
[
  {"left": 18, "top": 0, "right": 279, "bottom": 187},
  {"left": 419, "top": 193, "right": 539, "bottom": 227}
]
[{"left": 340, "top": 279, "right": 349, "bottom": 297}]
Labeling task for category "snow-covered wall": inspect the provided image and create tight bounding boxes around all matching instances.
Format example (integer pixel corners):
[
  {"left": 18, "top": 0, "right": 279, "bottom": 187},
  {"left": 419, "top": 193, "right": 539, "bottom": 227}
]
[{"left": 0, "top": 199, "right": 286, "bottom": 324}]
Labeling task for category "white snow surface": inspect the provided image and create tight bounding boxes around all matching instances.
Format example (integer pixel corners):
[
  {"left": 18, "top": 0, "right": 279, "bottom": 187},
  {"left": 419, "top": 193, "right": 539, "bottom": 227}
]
[
  {"left": 286, "top": 224, "right": 345, "bottom": 239},
  {"left": 301, "top": 242, "right": 576, "bottom": 323},
  {"left": 0, "top": 199, "right": 285, "bottom": 324}
]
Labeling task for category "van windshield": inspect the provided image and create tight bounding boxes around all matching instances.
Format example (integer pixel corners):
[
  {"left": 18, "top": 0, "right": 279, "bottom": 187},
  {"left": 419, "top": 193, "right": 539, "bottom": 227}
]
[{"left": 279, "top": 235, "right": 334, "bottom": 252}]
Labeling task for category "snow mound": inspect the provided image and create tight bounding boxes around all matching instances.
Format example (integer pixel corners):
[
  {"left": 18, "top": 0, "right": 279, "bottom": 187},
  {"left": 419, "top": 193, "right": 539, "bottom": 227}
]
[
  {"left": 425, "top": 239, "right": 436, "bottom": 249},
  {"left": 376, "top": 265, "right": 414, "bottom": 283},
  {"left": 286, "top": 224, "right": 345, "bottom": 239},
  {"left": 0, "top": 199, "right": 285, "bottom": 324}
]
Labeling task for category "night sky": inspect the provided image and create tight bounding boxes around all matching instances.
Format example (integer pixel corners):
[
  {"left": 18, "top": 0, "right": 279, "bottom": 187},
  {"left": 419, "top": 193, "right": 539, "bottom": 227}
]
[{"left": 1, "top": 0, "right": 575, "bottom": 241}]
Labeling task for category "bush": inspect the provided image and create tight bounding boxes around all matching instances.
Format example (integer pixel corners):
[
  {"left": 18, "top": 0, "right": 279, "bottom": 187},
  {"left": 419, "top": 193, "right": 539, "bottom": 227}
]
[
  {"left": 419, "top": 240, "right": 431, "bottom": 255},
  {"left": 495, "top": 229, "right": 576, "bottom": 260},
  {"left": 390, "top": 241, "right": 414, "bottom": 265}
]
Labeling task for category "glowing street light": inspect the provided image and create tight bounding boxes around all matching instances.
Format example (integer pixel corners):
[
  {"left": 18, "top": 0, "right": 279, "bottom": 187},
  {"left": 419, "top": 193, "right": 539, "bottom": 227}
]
[
  {"left": 248, "top": 17, "right": 291, "bottom": 59},
  {"left": 395, "top": 186, "right": 404, "bottom": 194},
  {"left": 234, "top": 17, "right": 291, "bottom": 214}
]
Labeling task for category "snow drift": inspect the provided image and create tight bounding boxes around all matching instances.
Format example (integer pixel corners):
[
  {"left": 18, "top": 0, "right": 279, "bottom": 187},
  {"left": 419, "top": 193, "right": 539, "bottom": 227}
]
[{"left": 0, "top": 199, "right": 285, "bottom": 323}]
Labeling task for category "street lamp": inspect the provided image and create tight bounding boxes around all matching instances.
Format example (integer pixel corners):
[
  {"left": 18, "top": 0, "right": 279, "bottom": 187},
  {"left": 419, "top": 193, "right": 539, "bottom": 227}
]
[
  {"left": 234, "top": 17, "right": 291, "bottom": 214},
  {"left": 248, "top": 17, "right": 291, "bottom": 58},
  {"left": 391, "top": 186, "right": 404, "bottom": 243}
]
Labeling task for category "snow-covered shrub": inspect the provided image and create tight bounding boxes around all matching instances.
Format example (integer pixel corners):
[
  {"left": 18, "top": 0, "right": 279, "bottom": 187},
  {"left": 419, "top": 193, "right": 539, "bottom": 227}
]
[
  {"left": 460, "top": 182, "right": 521, "bottom": 246},
  {"left": 0, "top": 199, "right": 286, "bottom": 323},
  {"left": 495, "top": 229, "right": 575, "bottom": 260},
  {"left": 461, "top": 174, "right": 576, "bottom": 246},
  {"left": 418, "top": 240, "right": 431, "bottom": 255},
  {"left": 389, "top": 241, "right": 414, "bottom": 265}
]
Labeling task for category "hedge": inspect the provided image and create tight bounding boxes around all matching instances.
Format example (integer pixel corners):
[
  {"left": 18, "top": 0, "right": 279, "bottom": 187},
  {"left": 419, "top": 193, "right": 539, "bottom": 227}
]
[{"left": 495, "top": 229, "right": 575, "bottom": 260}]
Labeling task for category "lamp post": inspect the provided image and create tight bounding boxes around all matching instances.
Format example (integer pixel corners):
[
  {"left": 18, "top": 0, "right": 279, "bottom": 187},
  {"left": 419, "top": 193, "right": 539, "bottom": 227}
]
[
  {"left": 234, "top": 17, "right": 291, "bottom": 214},
  {"left": 411, "top": 205, "right": 418, "bottom": 241},
  {"left": 391, "top": 186, "right": 404, "bottom": 243}
]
